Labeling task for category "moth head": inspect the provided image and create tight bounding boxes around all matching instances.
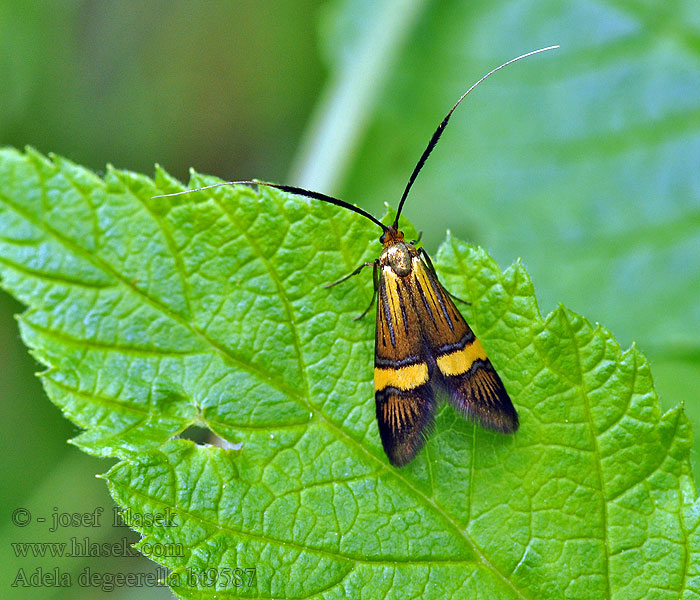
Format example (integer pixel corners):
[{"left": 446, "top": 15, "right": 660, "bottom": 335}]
[{"left": 380, "top": 226, "right": 404, "bottom": 247}]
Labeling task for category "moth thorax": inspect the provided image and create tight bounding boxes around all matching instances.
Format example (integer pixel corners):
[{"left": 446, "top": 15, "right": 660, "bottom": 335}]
[{"left": 382, "top": 242, "right": 413, "bottom": 277}]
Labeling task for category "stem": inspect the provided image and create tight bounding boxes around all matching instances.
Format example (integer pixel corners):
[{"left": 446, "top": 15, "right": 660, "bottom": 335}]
[{"left": 289, "top": 0, "right": 428, "bottom": 194}]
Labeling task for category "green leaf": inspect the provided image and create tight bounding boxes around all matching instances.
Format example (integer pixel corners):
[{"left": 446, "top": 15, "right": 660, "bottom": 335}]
[{"left": 1, "top": 147, "right": 698, "bottom": 598}]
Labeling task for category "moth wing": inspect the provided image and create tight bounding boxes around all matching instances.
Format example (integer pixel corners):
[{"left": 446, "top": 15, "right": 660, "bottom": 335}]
[
  {"left": 408, "top": 254, "right": 518, "bottom": 433},
  {"left": 374, "top": 264, "right": 436, "bottom": 466},
  {"left": 375, "top": 386, "right": 436, "bottom": 467}
]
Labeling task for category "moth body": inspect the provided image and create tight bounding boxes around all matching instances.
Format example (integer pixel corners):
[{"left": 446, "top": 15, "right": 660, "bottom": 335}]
[{"left": 372, "top": 225, "right": 518, "bottom": 466}]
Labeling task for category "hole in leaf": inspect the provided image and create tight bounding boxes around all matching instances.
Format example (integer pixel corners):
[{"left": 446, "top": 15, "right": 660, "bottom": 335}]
[
  {"left": 176, "top": 425, "right": 242, "bottom": 450},
  {"left": 177, "top": 424, "right": 210, "bottom": 444}
]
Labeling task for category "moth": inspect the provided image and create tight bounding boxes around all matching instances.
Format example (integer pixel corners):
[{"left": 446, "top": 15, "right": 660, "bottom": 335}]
[{"left": 158, "top": 46, "right": 557, "bottom": 466}]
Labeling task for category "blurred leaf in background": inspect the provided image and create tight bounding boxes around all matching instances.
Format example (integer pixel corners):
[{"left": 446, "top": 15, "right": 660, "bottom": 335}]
[
  {"left": 0, "top": 1, "right": 326, "bottom": 180},
  {"left": 1, "top": 1, "right": 698, "bottom": 598}
]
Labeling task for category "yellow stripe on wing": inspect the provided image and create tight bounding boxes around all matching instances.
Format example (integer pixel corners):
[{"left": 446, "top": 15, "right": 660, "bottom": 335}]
[
  {"left": 436, "top": 339, "right": 488, "bottom": 376},
  {"left": 412, "top": 258, "right": 442, "bottom": 322},
  {"left": 383, "top": 266, "right": 404, "bottom": 334},
  {"left": 375, "top": 362, "right": 429, "bottom": 392}
]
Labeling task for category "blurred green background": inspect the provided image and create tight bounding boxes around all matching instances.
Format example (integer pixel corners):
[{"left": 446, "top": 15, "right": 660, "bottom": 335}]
[{"left": 1, "top": 1, "right": 698, "bottom": 598}]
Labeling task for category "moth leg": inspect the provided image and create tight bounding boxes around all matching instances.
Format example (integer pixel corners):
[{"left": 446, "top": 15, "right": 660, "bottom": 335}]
[
  {"left": 323, "top": 261, "right": 376, "bottom": 288},
  {"left": 409, "top": 231, "right": 423, "bottom": 245},
  {"left": 417, "top": 247, "right": 471, "bottom": 305},
  {"left": 446, "top": 291, "right": 471, "bottom": 306},
  {"left": 353, "top": 261, "right": 379, "bottom": 321}
]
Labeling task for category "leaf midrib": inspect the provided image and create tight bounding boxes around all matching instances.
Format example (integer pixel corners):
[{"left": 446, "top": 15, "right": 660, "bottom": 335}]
[{"left": 562, "top": 311, "right": 612, "bottom": 598}]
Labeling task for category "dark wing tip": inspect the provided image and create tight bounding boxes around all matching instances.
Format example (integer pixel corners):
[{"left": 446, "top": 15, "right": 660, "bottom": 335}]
[
  {"left": 375, "top": 386, "right": 436, "bottom": 467},
  {"left": 444, "top": 361, "right": 519, "bottom": 434}
]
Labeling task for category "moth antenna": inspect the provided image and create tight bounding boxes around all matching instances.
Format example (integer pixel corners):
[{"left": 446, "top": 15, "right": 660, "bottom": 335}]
[
  {"left": 154, "top": 180, "right": 388, "bottom": 232},
  {"left": 392, "top": 45, "right": 559, "bottom": 229}
]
